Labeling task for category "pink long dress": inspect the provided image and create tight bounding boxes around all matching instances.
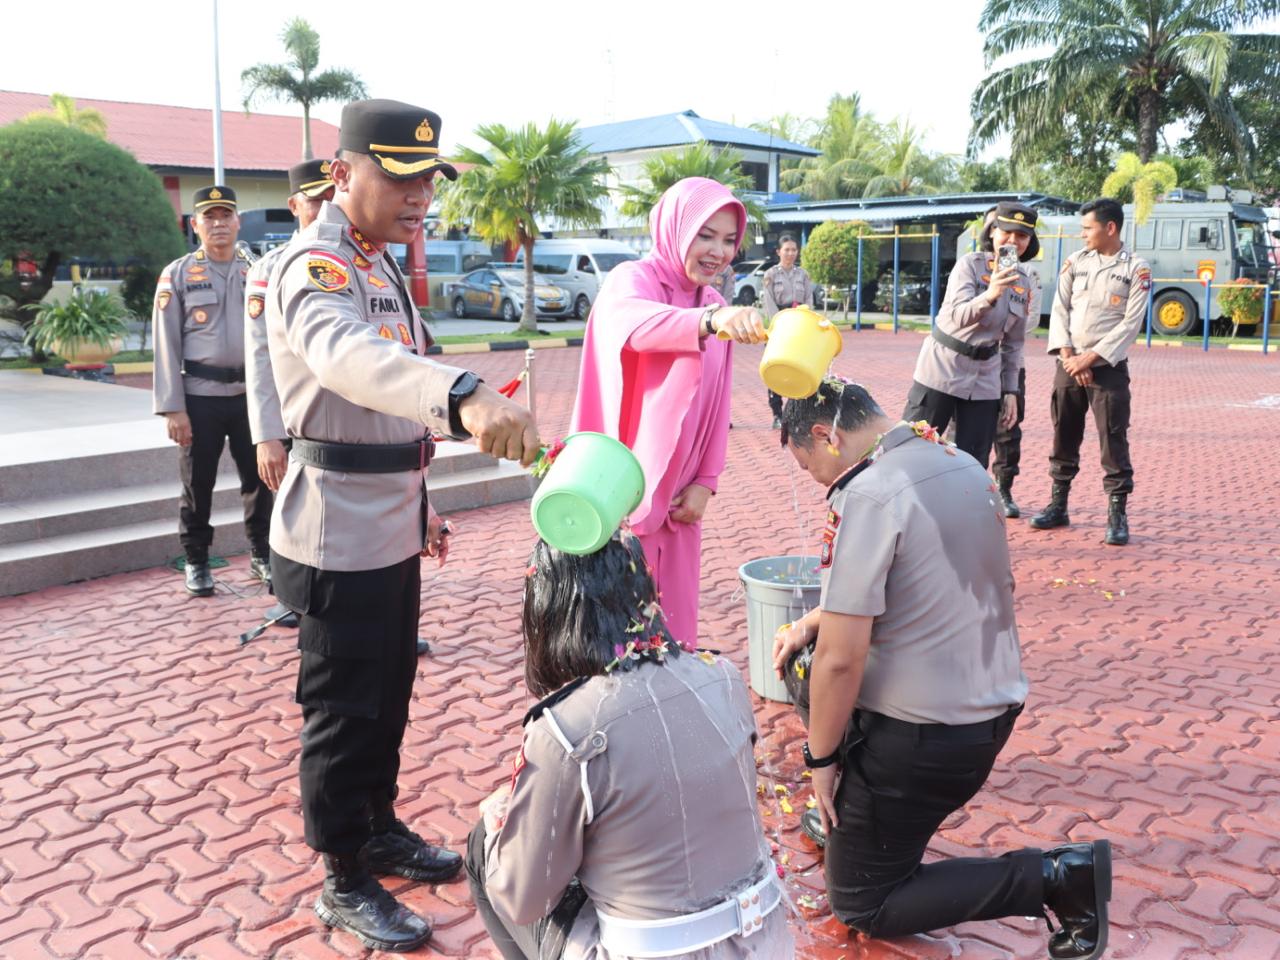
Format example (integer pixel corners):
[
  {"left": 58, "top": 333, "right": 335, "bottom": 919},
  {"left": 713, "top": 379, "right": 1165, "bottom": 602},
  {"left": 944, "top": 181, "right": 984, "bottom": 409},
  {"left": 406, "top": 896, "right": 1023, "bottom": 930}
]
[{"left": 571, "top": 178, "right": 745, "bottom": 648}]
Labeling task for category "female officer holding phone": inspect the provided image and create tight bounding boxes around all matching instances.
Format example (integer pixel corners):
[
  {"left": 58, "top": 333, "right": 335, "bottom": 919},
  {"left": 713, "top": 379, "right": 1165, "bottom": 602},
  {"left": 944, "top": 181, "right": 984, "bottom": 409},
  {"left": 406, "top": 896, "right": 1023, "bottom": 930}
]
[{"left": 902, "top": 201, "right": 1039, "bottom": 469}]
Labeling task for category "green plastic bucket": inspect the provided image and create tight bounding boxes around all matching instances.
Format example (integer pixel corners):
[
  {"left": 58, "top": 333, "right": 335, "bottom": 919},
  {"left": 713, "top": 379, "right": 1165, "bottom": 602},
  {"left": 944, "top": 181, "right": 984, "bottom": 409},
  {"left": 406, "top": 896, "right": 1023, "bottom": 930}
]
[{"left": 530, "top": 432, "right": 646, "bottom": 555}]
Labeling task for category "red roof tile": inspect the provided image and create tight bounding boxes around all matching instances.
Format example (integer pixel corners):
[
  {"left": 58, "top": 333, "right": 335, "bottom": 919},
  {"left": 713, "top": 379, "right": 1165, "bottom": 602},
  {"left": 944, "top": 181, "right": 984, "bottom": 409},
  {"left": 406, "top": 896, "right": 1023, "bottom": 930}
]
[{"left": 0, "top": 90, "right": 338, "bottom": 172}]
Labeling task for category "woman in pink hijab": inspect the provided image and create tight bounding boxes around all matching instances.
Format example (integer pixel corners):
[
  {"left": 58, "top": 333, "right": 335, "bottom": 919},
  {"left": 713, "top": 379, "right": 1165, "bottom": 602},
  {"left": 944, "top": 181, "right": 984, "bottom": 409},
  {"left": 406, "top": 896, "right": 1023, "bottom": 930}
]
[{"left": 571, "top": 177, "right": 767, "bottom": 648}]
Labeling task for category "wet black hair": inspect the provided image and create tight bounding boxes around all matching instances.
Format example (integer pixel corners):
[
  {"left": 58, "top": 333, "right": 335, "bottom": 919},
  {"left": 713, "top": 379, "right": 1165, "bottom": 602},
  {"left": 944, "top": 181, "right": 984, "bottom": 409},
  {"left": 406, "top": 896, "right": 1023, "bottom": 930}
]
[
  {"left": 779, "top": 378, "right": 884, "bottom": 450},
  {"left": 1081, "top": 197, "right": 1125, "bottom": 231},
  {"left": 522, "top": 533, "right": 679, "bottom": 698}
]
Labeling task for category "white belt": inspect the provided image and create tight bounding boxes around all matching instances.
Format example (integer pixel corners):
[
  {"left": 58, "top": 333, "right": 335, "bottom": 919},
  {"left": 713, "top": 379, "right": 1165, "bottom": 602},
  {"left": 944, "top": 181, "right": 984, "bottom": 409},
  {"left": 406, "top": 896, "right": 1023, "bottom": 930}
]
[{"left": 595, "top": 870, "right": 781, "bottom": 958}]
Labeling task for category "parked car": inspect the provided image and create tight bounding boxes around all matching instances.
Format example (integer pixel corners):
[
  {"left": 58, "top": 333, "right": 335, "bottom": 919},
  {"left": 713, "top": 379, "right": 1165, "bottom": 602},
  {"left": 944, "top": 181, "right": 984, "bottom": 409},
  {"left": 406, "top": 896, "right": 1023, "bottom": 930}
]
[
  {"left": 873, "top": 263, "right": 932, "bottom": 315},
  {"left": 444, "top": 268, "right": 571, "bottom": 321},
  {"left": 513, "top": 238, "right": 641, "bottom": 319},
  {"left": 732, "top": 260, "right": 771, "bottom": 306}
]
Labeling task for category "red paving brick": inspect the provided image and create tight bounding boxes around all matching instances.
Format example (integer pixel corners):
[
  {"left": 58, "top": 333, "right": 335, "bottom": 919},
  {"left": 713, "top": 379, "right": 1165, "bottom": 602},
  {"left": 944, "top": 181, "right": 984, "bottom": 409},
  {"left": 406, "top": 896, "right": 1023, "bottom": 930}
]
[{"left": 3, "top": 330, "right": 1279, "bottom": 959}]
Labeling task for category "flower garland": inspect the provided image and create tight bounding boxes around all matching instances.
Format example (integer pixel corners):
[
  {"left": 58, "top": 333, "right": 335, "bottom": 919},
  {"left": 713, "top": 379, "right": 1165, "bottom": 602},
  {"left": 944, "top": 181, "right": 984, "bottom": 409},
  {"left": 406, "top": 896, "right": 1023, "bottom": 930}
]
[
  {"left": 863, "top": 420, "right": 958, "bottom": 465},
  {"left": 529, "top": 438, "right": 566, "bottom": 479}
]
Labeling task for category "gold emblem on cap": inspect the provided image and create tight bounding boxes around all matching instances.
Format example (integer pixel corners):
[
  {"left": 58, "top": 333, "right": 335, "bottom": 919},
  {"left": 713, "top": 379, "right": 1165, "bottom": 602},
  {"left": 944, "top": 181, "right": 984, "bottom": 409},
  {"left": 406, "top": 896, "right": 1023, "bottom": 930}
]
[
  {"left": 415, "top": 119, "right": 435, "bottom": 143},
  {"left": 209, "top": 187, "right": 223, "bottom": 200},
  {"left": 1014, "top": 211, "right": 1026, "bottom": 221},
  {"left": 320, "top": 160, "right": 331, "bottom": 174}
]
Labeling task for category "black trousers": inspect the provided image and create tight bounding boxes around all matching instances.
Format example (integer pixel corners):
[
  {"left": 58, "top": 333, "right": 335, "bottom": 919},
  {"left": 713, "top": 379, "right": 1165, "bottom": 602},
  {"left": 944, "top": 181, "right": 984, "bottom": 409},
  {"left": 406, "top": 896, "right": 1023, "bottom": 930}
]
[
  {"left": 273, "top": 551, "right": 421, "bottom": 855},
  {"left": 1048, "top": 360, "right": 1134, "bottom": 495},
  {"left": 768, "top": 389, "right": 784, "bottom": 419},
  {"left": 179, "top": 392, "right": 272, "bottom": 562},
  {"left": 783, "top": 646, "right": 1043, "bottom": 936},
  {"left": 992, "top": 366, "right": 1026, "bottom": 486},
  {"left": 465, "top": 820, "right": 585, "bottom": 960},
  {"left": 902, "top": 381, "right": 1000, "bottom": 470}
]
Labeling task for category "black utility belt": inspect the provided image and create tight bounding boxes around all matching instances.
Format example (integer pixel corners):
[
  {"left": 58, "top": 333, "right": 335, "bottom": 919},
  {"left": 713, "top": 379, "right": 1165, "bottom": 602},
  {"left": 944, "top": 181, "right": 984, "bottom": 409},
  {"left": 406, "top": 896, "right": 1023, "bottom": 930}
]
[
  {"left": 182, "top": 359, "right": 246, "bottom": 383},
  {"left": 292, "top": 437, "right": 435, "bottom": 473},
  {"left": 856, "top": 703, "right": 1023, "bottom": 745},
  {"left": 932, "top": 328, "right": 999, "bottom": 361}
]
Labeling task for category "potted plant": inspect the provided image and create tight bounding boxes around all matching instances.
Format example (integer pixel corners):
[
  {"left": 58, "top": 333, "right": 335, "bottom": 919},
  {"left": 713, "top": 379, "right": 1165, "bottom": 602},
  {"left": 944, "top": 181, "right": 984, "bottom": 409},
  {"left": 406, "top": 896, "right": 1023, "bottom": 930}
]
[
  {"left": 23, "top": 288, "right": 130, "bottom": 366},
  {"left": 1216, "top": 278, "right": 1264, "bottom": 338}
]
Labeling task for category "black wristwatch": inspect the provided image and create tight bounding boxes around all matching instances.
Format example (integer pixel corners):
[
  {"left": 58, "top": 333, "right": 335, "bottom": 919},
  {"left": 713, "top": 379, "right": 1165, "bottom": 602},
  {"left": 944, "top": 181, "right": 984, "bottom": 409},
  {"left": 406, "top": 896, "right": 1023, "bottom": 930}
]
[
  {"left": 803, "top": 742, "right": 839, "bottom": 769},
  {"left": 447, "top": 371, "right": 481, "bottom": 438}
]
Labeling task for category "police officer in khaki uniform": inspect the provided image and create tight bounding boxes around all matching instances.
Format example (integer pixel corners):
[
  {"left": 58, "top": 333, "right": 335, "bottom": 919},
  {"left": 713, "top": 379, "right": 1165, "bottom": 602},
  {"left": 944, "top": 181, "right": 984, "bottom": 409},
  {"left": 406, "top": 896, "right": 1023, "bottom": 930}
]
[
  {"left": 265, "top": 99, "right": 541, "bottom": 953},
  {"left": 1030, "top": 197, "right": 1150, "bottom": 546},
  {"left": 772, "top": 380, "right": 1112, "bottom": 960},
  {"left": 153, "top": 186, "right": 272, "bottom": 596},
  {"left": 903, "top": 202, "right": 1038, "bottom": 470},
  {"left": 761, "top": 234, "right": 814, "bottom": 427}
]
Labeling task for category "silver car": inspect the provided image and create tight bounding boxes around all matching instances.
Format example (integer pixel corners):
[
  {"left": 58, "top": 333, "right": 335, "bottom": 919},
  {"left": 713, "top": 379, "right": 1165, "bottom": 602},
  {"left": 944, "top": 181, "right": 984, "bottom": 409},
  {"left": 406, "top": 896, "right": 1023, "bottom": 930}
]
[{"left": 444, "top": 268, "right": 571, "bottom": 321}]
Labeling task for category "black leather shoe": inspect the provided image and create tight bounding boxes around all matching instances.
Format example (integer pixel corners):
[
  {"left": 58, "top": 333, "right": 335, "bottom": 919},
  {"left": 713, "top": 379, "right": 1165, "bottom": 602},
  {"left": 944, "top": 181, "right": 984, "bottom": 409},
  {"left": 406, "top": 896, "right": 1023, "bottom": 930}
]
[
  {"left": 249, "top": 555, "right": 272, "bottom": 584},
  {"left": 998, "top": 482, "right": 1020, "bottom": 519},
  {"left": 1029, "top": 482, "right": 1071, "bottom": 530},
  {"left": 1044, "top": 839, "right": 1111, "bottom": 960},
  {"left": 361, "top": 819, "right": 463, "bottom": 883},
  {"left": 1104, "top": 495, "right": 1129, "bottom": 546},
  {"left": 184, "top": 562, "right": 214, "bottom": 597},
  {"left": 315, "top": 855, "right": 431, "bottom": 952},
  {"left": 416, "top": 637, "right": 430, "bottom": 656},
  {"left": 800, "top": 808, "right": 826, "bottom": 849}
]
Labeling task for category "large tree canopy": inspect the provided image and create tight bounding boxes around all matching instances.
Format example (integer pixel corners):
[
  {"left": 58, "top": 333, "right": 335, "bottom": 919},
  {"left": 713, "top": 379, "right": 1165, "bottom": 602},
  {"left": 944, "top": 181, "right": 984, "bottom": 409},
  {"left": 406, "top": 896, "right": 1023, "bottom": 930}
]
[{"left": 0, "top": 119, "right": 186, "bottom": 320}]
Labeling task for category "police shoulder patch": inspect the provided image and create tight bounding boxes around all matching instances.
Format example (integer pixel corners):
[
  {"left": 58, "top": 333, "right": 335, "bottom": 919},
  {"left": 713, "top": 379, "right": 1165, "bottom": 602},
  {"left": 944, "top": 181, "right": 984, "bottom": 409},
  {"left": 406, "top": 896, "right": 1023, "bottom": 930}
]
[
  {"left": 247, "top": 295, "right": 265, "bottom": 319},
  {"left": 156, "top": 290, "right": 171, "bottom": 309},
  {"left": 305, "top": 251, "right": 351, "bottom": 292}
]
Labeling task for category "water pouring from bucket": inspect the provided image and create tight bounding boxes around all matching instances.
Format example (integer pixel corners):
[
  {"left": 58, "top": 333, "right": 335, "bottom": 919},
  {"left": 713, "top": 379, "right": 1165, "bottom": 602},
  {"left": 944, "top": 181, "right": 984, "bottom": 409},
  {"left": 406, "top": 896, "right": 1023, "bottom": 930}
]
[
  {"left": 530, "top": 432, "right": 646, "bottom": 556},
  {"left": 739, "top": 305, "right": 843, "bottom": 400}
]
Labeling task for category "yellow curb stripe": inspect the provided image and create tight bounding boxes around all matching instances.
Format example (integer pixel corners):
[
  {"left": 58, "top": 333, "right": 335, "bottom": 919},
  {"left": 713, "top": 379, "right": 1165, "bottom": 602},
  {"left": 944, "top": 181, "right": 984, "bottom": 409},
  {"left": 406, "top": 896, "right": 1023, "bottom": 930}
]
[{"left": 525, "top": 338, "right": 570, "bottom": 350}]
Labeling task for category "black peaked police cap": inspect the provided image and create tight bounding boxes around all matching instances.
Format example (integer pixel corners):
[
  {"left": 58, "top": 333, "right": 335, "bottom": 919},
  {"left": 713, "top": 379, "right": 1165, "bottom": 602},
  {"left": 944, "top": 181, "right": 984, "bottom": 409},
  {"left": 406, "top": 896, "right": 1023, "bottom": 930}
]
[
  {"left": 339, "top": 99, "right": 458, "bottom": 181},
  {"left": 981, "top": 201, "right": 1040, "bottom": 262},
  {"left": 289, "top": 158, "right": 335, "bottom": 198},
  {"left": 193, "top": 185, "right": 237, "bottom": 212}
]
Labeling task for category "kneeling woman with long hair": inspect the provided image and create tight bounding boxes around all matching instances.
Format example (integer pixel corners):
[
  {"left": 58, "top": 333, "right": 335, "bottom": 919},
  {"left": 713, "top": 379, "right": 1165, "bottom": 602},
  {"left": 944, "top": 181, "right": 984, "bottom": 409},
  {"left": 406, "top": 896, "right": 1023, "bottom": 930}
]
[{"left": 466, "top": 533, "right": 793, "bottom": 959}]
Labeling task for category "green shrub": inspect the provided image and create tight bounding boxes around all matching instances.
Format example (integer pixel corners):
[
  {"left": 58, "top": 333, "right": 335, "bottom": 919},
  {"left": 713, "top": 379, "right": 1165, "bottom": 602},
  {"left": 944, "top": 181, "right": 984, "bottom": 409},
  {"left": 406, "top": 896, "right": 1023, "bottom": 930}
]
[{"left": 23, "top": 288, "right": 130, "bottom": 354}]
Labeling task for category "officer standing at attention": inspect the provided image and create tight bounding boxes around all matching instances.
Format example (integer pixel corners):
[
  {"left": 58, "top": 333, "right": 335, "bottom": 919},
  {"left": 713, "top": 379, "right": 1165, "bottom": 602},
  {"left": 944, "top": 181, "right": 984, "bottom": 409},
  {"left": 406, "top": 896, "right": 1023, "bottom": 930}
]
[
  {"left": 762, "top": 234, "right": 814, "bottom": 428},
  {"left": 1029, "top": 198, "right": 1150, "bottom": 545},
  {"left": 153, "top": 186, "right": 272, "bottom": 596},
  {"left": 265, "top": 99, "right": 541, "bottom": 953},
  {"left": 772, "top": 379, "right": 1112, "bottom": 960}
]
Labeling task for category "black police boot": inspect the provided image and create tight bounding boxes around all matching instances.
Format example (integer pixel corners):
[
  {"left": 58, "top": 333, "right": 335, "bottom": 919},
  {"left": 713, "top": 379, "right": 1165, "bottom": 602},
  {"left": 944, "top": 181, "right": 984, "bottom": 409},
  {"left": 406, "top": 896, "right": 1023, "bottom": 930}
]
[
  {"left": 184, "top": 561, "right": 214, "bottom": 597},
  {"left": 416, "top": 637, "right": 430, "bottom": 657},
  {"left": 1043, "top": 840, "right": 1111, "bottom": 960},
  {"left": 315, "top": 853, "right": 432, "bottom": 952},
  {"left": 1029, "top": 482, "right": 1071, "bottom": 530},
  {"left": 998, "top": 479, "right": 1020, "bottom": 519},
  {"left": 361, "top": 816, "right": 463, "bottom": 883},
  {"left": 1104, "top": 495, "right": 1129, "bottom": 546},
  {"left": 249, "top": 554, "right": 272, "bottom": 584},
  {"left": 800, "top": 808, "right": 826, "bottom": 849}
]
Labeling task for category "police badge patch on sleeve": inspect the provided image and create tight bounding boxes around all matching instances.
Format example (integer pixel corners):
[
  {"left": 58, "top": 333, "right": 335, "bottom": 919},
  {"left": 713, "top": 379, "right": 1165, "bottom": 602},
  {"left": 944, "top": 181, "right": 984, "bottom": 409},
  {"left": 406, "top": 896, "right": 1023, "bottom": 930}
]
[
  {"left": 306, "top": 251, "right": 351, "bottom": 292},
  {"left": 157, "top": 291, "right": 171, "bottom": 309},
  {"left": 247, "top": 295, "right": 265, "bottom": 319}
]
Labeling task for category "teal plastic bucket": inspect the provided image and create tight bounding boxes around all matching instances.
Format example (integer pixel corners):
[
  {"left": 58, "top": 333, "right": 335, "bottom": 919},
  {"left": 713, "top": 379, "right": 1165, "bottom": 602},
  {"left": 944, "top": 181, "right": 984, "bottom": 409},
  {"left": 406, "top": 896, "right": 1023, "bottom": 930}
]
[{"left": 531, "top": 432, "right": 646, "bottom": 555}]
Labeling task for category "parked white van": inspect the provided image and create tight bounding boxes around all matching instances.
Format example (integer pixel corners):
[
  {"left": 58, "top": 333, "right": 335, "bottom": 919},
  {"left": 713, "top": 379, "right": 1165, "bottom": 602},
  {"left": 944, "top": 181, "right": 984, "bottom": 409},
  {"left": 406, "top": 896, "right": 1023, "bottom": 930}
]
[{"left": 513, "top": 239, "right": 641, "bottom": 319}]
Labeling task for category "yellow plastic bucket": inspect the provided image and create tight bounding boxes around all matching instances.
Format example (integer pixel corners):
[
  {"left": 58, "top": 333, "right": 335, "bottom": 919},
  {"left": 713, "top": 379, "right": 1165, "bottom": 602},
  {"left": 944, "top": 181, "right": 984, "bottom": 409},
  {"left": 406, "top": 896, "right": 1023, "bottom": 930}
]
[{"left": 759, "top": 307, "right": 843, "bottom": 399}]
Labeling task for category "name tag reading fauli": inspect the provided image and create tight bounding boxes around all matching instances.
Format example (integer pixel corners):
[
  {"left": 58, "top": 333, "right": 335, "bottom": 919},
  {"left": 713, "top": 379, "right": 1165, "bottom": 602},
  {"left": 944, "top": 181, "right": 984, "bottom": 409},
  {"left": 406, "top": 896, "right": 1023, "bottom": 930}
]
[{"left": 369, "top": 296, "right": 403, "bottom": 315}]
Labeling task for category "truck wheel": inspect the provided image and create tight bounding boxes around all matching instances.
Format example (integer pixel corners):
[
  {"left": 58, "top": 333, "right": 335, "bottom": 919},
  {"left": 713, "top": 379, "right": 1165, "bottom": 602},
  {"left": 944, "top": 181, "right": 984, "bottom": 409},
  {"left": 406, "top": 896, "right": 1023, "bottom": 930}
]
[
  {"left": 574, "top": 295, "right": 590, "bottom": 320},
  {"left": 1153, "top": 290, "right": 1198, "bottom": 337},
  {"left": 452, "top": 298, "right": 468, "bottom": 319}
]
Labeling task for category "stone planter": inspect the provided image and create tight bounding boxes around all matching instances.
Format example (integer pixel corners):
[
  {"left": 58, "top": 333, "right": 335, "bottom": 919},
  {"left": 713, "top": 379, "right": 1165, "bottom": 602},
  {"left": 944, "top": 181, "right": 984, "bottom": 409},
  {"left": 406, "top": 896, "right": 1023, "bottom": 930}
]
[{"left": 52, "top": 335, "right": 123, "bottom": 367}]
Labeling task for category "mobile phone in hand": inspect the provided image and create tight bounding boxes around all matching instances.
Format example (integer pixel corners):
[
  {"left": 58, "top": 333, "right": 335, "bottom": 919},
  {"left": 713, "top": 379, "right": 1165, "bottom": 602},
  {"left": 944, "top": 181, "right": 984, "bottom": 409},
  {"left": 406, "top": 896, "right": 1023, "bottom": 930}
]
[{"left": 997, "top": 244, "right": 1019, "bottom": 271}]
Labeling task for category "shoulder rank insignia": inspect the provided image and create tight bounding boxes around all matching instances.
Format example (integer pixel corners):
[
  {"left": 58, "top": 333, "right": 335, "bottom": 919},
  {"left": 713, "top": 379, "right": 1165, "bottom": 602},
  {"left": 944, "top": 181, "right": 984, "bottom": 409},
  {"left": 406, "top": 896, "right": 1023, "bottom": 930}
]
[
  {"left": 348, "top": 227, "right": 378, "bottom": 257},
  {"left": 194, "top": 249, "right": 206, "bottom": 261},
  {"left": 247, "top": 295, "right": 265, "bottom": 319},
  {"left": 352, "top": 253, "right": 373, "bottom": 271},
  {"left": 306, "top": 251, "right": 351, "bottom": 292}
]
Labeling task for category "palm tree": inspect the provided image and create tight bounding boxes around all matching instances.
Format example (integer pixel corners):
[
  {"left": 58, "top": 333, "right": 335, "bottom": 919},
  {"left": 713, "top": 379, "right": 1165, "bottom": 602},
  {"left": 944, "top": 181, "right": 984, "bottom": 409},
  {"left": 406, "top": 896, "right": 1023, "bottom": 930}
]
[
  {"left": 240, "top": 18, "right": 367, "bottom": 160},
  {"left": 616, "top": 143, "right": 768, "bottom": 234},
  {"left": 1102, "top": 152, "right": 1179, "bottom": 224},
  {"left": 780, "top": 93, "right": 886, "bottom": 200},
  {"left": 440, "top": 120, "right": 610, "bottom": 334},
  {"left": 969, "top": 0, "right": 1280, "bottom": 168},
  {"left": 24, "top": 93, "right": 106, "bottom": 138},
  {"left": 863, "top": 118, "right": 959, "bottom": 197}
]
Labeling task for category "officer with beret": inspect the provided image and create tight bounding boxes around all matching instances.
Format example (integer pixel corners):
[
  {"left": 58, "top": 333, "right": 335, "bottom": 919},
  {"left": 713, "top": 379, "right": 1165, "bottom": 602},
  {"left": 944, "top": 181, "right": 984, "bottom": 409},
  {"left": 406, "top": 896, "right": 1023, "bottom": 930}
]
[
  {"left": 1030, "top": 197, "right": 1150, "bottom": 545},
  {"left": 153, "top": 186, "right": 272, "bottom": 596},
  {"left": 264, "top": 99, "right": 541, "bottom": 953},
  {"left": 903, "top": 201, "right": 1039, "bottom": 469}
]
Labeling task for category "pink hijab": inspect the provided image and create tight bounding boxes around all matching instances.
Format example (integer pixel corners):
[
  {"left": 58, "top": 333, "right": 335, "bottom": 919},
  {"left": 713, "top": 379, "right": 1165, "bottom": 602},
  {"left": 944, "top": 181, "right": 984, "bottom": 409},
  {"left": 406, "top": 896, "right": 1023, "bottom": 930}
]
[{"left": 571, "top": 177, "right": 746, "bottom": 529}]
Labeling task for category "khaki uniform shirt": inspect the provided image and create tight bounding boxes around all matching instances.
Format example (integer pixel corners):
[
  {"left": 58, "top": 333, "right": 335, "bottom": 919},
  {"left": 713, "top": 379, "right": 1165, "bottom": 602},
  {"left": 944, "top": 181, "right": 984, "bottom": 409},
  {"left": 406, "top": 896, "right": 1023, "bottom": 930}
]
[
  {"left": 912, "top": 251, "right": 1032, "bottom": 400},
  {"left": 819, "top": 424, "right": 1029, "bottom": 725},
  {"left": 761, "top": 264, "right": 813, "bottom": 318},
  {"left": 244, "top": 243, "right": 290, "bottom": 444},
  {"left": 152, "top": 247, "right": 252, "bottom": 414},
  {"left": 1047, "top": 244, "right": 1151, "bottom": 365},
  {"left": 485, "top": 654, "right": 793, "bottom": 959},
  {"left": 265, "top": 202, "right": 463, "bottom": 572}
]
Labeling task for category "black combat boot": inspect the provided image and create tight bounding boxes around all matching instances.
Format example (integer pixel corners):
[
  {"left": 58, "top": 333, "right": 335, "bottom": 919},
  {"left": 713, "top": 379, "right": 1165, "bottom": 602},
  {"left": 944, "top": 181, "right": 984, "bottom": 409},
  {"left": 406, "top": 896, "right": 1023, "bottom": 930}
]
[
  {"left": 1104, "top": 494, "right": 1129, "bottom": 546},
  {"left": 1029, "top": 482, "right": 1071, "bottom": 530},
  {"left": 248, "top": 553, "right": 272, "bottom": 584},
  {"left": 315, "top": 853, "right": 432, "bottom": 952},
  {"left": 998, "top": 479, "right": 1020, "bottom": 519},
  {"left": 361, "top": 815, "right": 463, "bottom": 883},
  {"left": 1043, "top": 840, "right": 1111, "bottom": 960},
  {"left": 800, "top": 808, "right": 826, "bottom": 849},
  {"left": 184, "top": 561, "right": 214, "bottom": 597}
]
